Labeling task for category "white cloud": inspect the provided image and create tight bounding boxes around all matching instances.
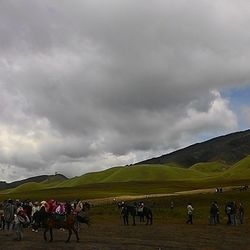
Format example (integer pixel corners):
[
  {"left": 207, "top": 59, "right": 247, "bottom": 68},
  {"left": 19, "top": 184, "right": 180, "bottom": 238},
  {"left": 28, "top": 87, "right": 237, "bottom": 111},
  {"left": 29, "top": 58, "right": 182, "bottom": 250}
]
[
  {"left": 176, "top": 91, "right": 237, "bottom": 133},
  {"left": 1, "top": 0, "right": 249, "bottom": 182}
]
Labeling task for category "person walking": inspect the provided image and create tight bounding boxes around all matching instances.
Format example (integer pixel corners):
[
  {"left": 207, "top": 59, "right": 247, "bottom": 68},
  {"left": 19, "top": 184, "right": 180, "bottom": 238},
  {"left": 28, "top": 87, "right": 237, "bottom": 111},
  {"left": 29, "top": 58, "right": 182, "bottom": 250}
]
[{"left": 186, "top": 203, "right": 194, "bottom": 224}]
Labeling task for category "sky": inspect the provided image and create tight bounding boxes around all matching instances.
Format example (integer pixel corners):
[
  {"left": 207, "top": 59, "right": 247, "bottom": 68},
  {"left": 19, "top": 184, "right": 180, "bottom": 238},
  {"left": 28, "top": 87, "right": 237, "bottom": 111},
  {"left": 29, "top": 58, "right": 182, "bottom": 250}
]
[{"left": 1, "top": 0, "right": 250, "bottom": 182}]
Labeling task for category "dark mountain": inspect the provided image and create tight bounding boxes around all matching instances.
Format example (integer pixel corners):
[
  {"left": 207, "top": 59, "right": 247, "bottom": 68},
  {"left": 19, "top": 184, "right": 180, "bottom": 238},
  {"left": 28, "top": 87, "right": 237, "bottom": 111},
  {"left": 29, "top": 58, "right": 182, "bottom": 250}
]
[
  {"left": 136, "top": 129, "right": 250, "bottom": 167},
  {"left": 0, "top": 174, "right": 68, "bottom": 190}
]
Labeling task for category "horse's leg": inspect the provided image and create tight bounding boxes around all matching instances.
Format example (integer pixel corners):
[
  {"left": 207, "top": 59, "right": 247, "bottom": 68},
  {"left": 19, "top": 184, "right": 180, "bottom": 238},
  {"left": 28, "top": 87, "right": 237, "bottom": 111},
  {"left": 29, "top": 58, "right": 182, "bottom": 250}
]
[
  {"left": 43, "top": 228, "right": 48, "bottom": 242},
  {"left": 77, "top": 221, "right": 80, "bottom": 232},
  {"left": 66, "top": 228, "right": 72, "bottom": 243},
  {"left": 126, "top": 215, "right": 129, "bottom": 225},
  {"left": 123, "top": 216, "right": 126, "bottom": 225},
  {"left": 133, "top": 215, "right": 136, "bottom": 226},
  {"left": 140, "top": 215, "right": 144, "bottom": 222},
  {"left": 72, "top": 227, "right": 79, "bottom": 242},
  {"left": 49, "top": 227, "right": 53, "bottom": 242}
]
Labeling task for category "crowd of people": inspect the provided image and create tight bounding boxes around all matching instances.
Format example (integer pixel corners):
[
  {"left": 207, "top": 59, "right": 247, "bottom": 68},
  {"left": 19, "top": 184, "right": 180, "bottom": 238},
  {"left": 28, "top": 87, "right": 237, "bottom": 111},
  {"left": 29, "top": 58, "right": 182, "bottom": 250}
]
[
  {"left": 224, "top": 201, "right": 244, "bottom": 225},
  {"left": 185, "top": 201, "right": 245, "bottom": 226},
  {"left": 0, "top": 197, "right": 247, "bottom": 240},
  {"left": 0, "top": 198, "right": 88, "bottom": 241}
]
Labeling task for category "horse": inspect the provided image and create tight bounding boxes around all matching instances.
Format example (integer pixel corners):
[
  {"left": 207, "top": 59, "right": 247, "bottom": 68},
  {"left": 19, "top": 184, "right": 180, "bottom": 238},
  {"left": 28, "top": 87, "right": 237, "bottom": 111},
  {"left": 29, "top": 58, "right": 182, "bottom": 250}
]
[
  {"left": 118, "top": 202, "right": 153, "bottom": 226},
  {"left": 37, "top": 207, "right": 90, "bottom": 243},
  {"left": 82, "top": 201, "right": 91, "bottom": 210},
  {"left": 239, "top": 185, "right": 248, "bottom": 191},
  {"left": 74, "top": 201, "right": 91, "bottom": 232}
]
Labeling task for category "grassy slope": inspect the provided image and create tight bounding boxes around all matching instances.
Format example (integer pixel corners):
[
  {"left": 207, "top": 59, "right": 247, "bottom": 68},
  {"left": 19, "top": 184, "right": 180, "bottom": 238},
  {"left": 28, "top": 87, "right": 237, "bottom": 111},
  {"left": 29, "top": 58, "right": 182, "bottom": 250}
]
[
  {"left": 190, "top": 162, "right": 230, "bottom": 174},
  {"left": 222, "top": 155, "right": 250, "bottom": 178},
  {"left": 1, "top": 156, "right": 250, "bottom": 201},
  {"left": 55, "top": 165, "right": 209, "bottom": 187}
]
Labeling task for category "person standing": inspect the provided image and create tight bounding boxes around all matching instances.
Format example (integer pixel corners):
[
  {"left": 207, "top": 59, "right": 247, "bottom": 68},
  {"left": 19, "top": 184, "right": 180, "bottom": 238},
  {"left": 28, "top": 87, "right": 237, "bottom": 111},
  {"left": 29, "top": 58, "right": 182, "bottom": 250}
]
[
  {"left": 14, "top": 206, "right": 23, "bottom": 241},
  {"left": 186, "top": 203, "right": 194, "bottom": 224},
  {"left": 238, "top": 203, "right": 244, "bottom": 224},
  {"left": 209, "top": 202, "right": 218, "bottom": 225},
  {"left": 0, "top": 208, "right": 5, "bottom": 230},
  {"left": 170, "top": 201, "right": 174, "bottom": 210},
  {"left": 230, "top": 202, "right": 237, "bottom": 225},
  {"left": 121, "top": 202, "right": 129, "bottom": 225},
  {"left": 225, "top": 202, "right": 232, "bottom": 225},
  {"left": 4, "top": 199, "right": 16, "bottom": 235},
  {"left": 14, "top": 204, "right": 29, "bottom": 241},
  {"left": 214, "top": 201, "right": 220, "bottom": 224}
]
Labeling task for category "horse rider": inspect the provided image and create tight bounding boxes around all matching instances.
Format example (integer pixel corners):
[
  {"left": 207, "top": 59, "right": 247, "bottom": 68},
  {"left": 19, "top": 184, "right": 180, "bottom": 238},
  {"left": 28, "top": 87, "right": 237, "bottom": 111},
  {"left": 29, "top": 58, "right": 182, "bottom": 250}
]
[
  {"left": 31, "top": 201, "right": 40, "bottom": 233},
  {"left": 40, "top": 200, "right": 49, "bottom": 213}
]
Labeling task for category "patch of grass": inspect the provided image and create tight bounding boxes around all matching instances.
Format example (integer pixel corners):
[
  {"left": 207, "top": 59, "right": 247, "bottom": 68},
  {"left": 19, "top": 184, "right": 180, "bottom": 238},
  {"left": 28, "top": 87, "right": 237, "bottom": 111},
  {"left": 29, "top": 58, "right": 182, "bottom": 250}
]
[
  {"left": 90, "top": 189, "right": 250, "bottom": 224},
  {"left": 223, "top": 155, "right": 250, "bottom": 179},
  {"left": 0, "top": 177, "right": 249, "bottom": 202},
  {"left": 55, "top": 164, "right": 212, "bottom": 188},
  {"left": 190, "top": 162, "right": 230, "bottom": 174}
]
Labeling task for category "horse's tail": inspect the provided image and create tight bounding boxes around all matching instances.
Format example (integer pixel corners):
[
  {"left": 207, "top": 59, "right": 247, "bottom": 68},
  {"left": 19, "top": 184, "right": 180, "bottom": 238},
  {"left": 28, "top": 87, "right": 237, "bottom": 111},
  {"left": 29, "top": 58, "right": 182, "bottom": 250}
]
[{"left": 150, "top": 209, "right": 153, "bottom": 219}]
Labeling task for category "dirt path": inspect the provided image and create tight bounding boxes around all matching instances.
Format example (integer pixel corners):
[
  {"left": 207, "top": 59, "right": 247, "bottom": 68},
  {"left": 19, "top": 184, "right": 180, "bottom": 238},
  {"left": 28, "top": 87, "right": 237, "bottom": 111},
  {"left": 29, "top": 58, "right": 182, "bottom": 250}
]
[
  {"left": 1, "top": 222, "right": 250, "bottom": 250},
  {"left": 89, "top": 186, "right": 235, "bottom": 205}
]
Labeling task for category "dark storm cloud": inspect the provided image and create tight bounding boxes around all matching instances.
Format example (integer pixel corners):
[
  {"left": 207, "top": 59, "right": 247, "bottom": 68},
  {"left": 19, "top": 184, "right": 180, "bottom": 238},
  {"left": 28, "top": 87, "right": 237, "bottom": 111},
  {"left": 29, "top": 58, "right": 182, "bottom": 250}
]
[{"left": 0, "top": 0, "right": 249, "bottom": 181}]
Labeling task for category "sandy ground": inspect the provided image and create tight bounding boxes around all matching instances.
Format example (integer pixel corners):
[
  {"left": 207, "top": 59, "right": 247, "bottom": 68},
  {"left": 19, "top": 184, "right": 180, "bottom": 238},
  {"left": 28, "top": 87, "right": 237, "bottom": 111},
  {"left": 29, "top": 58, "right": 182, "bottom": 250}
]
[{"left": 1, "top": 221, "right": 250, "bottom": 250}]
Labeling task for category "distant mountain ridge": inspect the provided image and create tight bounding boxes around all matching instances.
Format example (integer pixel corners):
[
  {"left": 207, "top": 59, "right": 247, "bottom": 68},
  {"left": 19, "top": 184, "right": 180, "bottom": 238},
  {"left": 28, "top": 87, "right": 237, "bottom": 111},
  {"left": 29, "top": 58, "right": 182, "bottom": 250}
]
[
  {"left": 0, "top": 174, "right": 68, "bottom": 190},
  {"left": 136, "top": 129, "right": 250, "bottom": 167}
]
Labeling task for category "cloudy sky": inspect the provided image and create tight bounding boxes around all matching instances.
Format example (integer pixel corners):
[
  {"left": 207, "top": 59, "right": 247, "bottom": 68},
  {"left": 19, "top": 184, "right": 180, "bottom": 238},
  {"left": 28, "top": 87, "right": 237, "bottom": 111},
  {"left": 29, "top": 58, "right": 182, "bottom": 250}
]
[{"left": 1, "top": 0, "right": 250, "bottom": 182}]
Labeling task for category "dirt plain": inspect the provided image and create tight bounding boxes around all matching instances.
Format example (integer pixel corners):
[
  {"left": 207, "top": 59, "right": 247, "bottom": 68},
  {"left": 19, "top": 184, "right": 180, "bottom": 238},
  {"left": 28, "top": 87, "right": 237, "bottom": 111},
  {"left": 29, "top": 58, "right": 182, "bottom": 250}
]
[{"left": 1, "top": 220, "right": 250, "bottom": 250}]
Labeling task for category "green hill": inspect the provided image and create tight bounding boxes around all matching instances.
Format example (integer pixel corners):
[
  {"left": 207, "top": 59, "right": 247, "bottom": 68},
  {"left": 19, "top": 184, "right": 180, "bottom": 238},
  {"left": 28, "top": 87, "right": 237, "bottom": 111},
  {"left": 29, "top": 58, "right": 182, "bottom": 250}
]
[
  {"left": 0, "top": 174, "right": 67, "bottom": 191},
  {"left": 2, "top": 155, "right": 250, "bottom": 195},
  {"left": 223, "top": 155, "right": 250, "bottom": 179},
  {"left": 190, "top": 162, "right": 229, "bottom": 174},
  {"left": 4, "top": 156, "right": 250, "bottom": 195},
  {"left": 8, "top": 182, "right": 45, "bottom": 193},
  {"left": 55, "top": 164, "right": 211, "bottom": 188},
  {"left": 2, "top": 156, "right": 250, "bottom": 200},
  {"left": 5, "top": 178, "right": 68, "bottom": 194}
]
